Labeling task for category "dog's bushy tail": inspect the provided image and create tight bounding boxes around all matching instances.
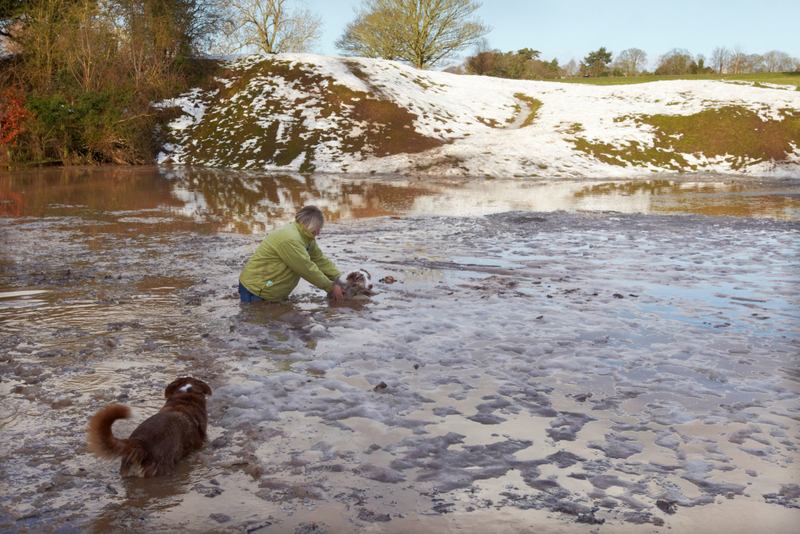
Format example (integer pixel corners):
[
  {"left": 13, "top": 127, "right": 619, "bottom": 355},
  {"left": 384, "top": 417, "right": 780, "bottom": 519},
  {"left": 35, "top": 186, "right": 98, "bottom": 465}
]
[{"left": 87, "top": 405, "right": 142, "bottom": 463}]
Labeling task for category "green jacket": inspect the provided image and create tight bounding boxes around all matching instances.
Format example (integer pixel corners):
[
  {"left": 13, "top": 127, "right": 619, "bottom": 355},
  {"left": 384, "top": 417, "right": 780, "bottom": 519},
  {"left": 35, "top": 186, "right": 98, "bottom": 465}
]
[{"left": 239, "top": 221, "right": 341, "bottom": 302}]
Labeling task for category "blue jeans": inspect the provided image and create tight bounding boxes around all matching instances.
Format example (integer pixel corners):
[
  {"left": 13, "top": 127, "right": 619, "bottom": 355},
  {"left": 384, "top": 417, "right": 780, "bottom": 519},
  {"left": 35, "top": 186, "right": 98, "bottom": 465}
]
[{"left": 238, "top": 282, "right": 263, "bottom": 302}]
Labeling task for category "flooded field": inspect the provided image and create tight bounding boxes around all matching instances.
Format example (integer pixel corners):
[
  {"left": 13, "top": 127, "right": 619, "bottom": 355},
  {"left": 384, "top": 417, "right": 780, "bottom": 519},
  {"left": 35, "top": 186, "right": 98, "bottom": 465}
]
[{"left": 1, "top": 166, "right": 799, "bottom": 534}]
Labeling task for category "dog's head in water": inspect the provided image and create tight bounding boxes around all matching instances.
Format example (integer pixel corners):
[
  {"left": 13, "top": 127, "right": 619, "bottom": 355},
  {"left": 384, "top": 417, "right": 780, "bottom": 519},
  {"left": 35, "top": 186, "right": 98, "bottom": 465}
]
[{"left": 329, "top": 269, "right": 376, "bottom": 299}]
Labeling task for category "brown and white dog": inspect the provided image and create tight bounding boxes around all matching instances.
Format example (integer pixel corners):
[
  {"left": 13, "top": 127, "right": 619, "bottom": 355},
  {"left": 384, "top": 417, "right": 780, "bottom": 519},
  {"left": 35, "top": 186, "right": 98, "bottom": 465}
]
[
  {"left": 87, "top": 377, "right": 212, "bottom": 477},
  {"left": 329, "top": 269, "right": 376, "bottom": 299}
]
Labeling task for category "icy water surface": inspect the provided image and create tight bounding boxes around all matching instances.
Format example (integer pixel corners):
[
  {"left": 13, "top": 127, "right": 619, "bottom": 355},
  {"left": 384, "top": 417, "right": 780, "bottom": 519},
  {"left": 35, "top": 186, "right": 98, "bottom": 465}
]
[{"left": 1, "top": 166, "right": 799, "bottom": 534}]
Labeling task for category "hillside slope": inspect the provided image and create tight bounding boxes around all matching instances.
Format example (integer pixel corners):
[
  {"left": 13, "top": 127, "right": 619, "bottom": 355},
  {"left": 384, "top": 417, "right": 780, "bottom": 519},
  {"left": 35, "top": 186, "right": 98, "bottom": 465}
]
[{"left": 157, "top": 54, "right": 800, "bottom": 178}]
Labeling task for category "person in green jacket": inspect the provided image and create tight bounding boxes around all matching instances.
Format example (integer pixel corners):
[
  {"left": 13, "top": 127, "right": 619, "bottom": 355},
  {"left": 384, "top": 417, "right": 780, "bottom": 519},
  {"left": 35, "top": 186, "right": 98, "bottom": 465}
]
[{"left": 238, "top": 206, "right": 344, "bottom": 302}]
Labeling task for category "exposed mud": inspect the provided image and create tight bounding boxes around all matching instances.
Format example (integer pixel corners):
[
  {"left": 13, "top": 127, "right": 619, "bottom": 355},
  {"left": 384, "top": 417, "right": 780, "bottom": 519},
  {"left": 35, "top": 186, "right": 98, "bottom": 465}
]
[{"left": 1, "top": 168, "right": 799, "bottom": 533}]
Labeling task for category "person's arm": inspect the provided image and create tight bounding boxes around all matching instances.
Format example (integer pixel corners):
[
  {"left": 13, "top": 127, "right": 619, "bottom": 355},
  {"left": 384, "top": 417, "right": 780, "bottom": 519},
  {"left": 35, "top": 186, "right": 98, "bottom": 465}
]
[
  {"left": 276, "top": 240, "right": 337, "bottom": 292},
  {"left": 308, "top": 241, "right": 341, "bottom": 280}
]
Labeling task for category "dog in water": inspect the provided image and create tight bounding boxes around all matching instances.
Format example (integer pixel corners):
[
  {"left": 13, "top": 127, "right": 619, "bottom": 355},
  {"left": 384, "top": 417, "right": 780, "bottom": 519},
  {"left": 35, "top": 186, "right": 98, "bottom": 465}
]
[
  {"left": 328, "top": 269, "right": 376, "bottom": 299},
  {"left": 87, "top": 377, "right": 212, "bottom": 477}
]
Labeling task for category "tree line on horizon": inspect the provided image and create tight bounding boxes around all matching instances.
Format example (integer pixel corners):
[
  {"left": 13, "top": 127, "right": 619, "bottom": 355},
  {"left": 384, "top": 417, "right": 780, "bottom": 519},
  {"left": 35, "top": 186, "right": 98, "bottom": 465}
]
[
  {"left": 449, "top": 42, "right": 800, "bottom": 80},
  {"left": 1, "top": 0, "right": 798, "bottom": 167}
]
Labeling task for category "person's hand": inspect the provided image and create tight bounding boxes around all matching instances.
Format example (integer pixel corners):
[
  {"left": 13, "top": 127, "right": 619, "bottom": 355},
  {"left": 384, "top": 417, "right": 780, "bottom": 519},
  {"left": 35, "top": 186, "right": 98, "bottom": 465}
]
[{"left": 331, "top": 285, "right": 344, "bottom": 301}]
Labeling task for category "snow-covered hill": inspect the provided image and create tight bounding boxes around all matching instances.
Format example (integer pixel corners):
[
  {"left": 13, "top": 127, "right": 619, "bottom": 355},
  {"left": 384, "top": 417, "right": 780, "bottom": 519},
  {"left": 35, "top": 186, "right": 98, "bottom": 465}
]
[{"left": 157, "top": 54, "right": 800, "bottom": 178}]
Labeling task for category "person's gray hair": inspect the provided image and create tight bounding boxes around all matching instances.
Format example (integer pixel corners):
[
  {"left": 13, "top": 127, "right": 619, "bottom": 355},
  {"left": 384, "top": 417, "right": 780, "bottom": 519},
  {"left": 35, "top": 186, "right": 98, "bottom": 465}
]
[{"left": 295, "top": 205, "right": 325, "bottom": 234}]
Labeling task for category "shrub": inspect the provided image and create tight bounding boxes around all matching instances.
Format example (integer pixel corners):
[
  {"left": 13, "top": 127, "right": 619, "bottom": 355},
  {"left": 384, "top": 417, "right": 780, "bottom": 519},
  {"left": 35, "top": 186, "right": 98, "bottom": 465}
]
[
  {"left": 19, "top": 91, "right": 157, "bottom": 164},
  {"left": 0, "top": 88, "right": 32, "bottom": 146},
  {"left": 0, "top": 87, "right": 33, "bottom": 166}
]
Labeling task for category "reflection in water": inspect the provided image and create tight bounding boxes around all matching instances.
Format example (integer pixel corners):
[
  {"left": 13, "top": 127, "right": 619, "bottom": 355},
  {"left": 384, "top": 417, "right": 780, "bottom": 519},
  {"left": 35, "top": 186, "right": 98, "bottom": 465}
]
[
  {"left": 2, "top": 166, "right": 798, "bottom": 234},
  {"left": 575, "top": 180, "right": 800, "bottom": 219},
  {"left": 88, "top": 459, "right": 215, "bottom": 533},
  {"left": 163, "top": 167, "right": 435, "bottom": 233},
  {"left": 0, "top": 166, "right": 181, "bottom": 216},
  {"left": 0, "top": 289, "right": 49, "bottom": 307}
]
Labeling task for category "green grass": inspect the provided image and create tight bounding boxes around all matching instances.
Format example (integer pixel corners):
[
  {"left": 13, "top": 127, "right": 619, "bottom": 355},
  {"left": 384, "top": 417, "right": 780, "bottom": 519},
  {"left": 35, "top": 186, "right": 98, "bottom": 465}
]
[
  {"left": 553, "top": 72, "right": 800, "bottom": 89},
  {"left": 571, "top": 106, "right": 800, "bottom": 170},
  {"left": 477, "top": 116, "right": 501, "bottom": 128}
]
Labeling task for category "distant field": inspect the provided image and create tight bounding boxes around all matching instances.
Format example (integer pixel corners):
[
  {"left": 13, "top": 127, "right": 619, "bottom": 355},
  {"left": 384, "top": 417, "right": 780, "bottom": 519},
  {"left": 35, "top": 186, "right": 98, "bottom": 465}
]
[{"left": 553, "top": 72, "right": 800, "bottom": 89}]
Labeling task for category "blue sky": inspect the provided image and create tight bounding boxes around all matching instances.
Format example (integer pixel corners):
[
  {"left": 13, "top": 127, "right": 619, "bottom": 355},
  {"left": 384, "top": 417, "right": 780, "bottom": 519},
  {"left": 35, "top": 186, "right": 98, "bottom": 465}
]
[{"left": 304, "top": 0, "right": 800, "bottom": 69}]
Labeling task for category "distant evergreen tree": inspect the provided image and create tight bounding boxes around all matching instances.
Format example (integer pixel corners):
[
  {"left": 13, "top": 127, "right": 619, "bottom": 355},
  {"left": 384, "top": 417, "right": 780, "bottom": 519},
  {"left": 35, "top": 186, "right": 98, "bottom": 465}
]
[{"left": 583, "top": 47, "right": 612, "bottom": 77}]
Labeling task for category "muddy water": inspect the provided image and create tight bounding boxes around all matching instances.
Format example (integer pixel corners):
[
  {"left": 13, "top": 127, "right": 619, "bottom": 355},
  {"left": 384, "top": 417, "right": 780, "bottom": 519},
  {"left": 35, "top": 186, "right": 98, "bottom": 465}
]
[
  {"left": 2, "top": 166, "right": 799, "bottom": 229},
  {"left": 1, "top": 166, "right": 799, "bottom": 534}
]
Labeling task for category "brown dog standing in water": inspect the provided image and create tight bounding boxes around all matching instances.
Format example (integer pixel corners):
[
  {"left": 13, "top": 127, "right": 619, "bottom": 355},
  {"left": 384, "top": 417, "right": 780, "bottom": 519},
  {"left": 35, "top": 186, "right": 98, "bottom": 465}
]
[{"left": 87, "top": 377, "right": 212, "bottom": 477}]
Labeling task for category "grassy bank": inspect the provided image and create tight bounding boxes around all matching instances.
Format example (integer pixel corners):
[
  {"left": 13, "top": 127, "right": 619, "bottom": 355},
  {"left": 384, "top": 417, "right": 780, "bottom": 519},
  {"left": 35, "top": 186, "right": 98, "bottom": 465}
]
[
  {"left": 156, "top": 55, "right": 800, "bottom": 177},
  {"left": 573, "top": 106, "right": 800, "bottom": 171}
]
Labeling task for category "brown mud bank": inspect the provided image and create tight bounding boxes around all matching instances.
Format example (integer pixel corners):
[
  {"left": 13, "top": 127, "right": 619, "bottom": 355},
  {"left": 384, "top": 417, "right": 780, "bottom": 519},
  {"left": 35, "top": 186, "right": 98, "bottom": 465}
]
[{"left": 1, "top": 170, "right": 799, "bottom": 533}]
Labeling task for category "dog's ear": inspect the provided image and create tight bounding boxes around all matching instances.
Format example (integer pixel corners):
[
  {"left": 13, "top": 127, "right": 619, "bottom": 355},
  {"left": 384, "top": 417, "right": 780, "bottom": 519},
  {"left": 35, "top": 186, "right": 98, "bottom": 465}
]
[
  {"left": 194, "top": 379, "right": 212, "bottom": 396},
  {"left": 164, "top": 378, "right": 184, "bottom": 398}
]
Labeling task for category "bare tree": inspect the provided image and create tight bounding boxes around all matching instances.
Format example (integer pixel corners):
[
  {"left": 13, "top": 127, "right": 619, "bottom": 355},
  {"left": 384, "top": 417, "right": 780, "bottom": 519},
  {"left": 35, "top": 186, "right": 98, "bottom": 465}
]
[
  {"left": 710, "top": 46, "right": 729, "bottom": 73},
  {"left": 655, "top": 48, "right": 692, "bottom": 75},
  {"left": 336, "top": 0, "right": 490, "bottom": 70},
  {"left": 728, "top": 43, "right": 747, "bottom": 74},
  {"left": 746, "top": 53, "right": 764, "bottom": 73},
  {"left": 563, "top": 58, "right": 577, "bottom": 78},
  {"left": 762, "top": 50, "right": 794, "bottom": 72},
  {"left": 11, "top": 0, "right": 64, "bottom": 89},
  {"left": 60, "top": 0, "right": 119, "bottom": 93},
  {"left": 106, "top": 0, "right": 186, "bottom": 96},
  {"left": 222, "top": 0, "right": 322, "bottom": 54},
  {"left": 336, "top": 6, "right": 402, "bottom": 61},
  {"left": 617, "top": 48, "right": 647, "bottom": 76}
]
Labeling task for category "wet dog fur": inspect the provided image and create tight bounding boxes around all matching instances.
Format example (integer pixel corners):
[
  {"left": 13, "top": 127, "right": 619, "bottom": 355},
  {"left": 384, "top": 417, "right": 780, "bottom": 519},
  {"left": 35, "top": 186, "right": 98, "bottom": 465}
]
[
  {"left": 87, "top": 377, "right": 212, "bottom": 477},
  {"left": 328, "top": 269, "right": 376, "bottom": 299}
]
